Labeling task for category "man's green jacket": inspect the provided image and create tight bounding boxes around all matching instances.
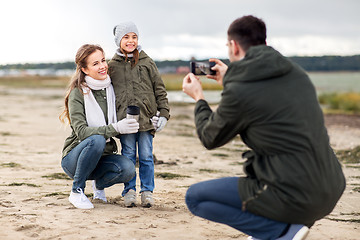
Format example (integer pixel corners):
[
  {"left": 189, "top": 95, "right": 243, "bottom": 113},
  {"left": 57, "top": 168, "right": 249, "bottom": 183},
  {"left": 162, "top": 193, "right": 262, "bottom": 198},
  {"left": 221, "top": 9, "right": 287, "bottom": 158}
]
[{"left": 195, "top": 45, "right": 345, "bottom": 226}]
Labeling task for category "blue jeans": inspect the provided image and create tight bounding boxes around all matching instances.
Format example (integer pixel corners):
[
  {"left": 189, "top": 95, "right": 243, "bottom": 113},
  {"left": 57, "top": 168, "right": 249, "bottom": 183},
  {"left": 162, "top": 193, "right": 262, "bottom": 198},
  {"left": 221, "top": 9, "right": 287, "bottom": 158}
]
[
  {"left": 185, "top": 177, "right": 289, "bottom": 240},
  {"left": 119, "top": 131, "right": 154, "bottom": 195},
  {"left": 61, "top": 135, "right": 135, "bottom": 192}
]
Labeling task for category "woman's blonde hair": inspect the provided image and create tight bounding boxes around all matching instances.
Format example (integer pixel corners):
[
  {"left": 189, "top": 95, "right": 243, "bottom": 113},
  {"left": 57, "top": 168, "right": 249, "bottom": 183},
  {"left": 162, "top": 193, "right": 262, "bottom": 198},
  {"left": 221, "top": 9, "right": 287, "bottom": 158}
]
[{"left": 59, "top": 44, "right": 104, "bottom": 123}]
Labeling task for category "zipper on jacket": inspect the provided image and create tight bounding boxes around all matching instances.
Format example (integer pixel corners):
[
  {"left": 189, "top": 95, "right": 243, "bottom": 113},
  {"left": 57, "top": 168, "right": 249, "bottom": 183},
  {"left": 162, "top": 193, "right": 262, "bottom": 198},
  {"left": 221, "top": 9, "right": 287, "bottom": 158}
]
[{"left": 242, "top": 184, "right": 268, "bottom": 211}]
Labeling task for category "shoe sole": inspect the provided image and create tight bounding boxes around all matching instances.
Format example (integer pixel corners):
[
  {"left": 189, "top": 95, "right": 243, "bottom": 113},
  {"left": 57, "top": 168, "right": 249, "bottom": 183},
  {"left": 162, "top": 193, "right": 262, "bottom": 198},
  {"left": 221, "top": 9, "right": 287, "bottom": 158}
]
[
  {"left": 69, "top": 197, "right": 94, "bottom": 209},
  {"left": 93, "top": 198, "right": 107, "bottom": 203},
  {"left": 141, "top": 203, "right": 152, "bottom": 208},
  {"left": 125, "top": 202, "right": 136, "bottom": 208},
  {"left": 72, "top": 205, "right": 94, "bottom": 209},
  {"left": 69, "top": 201, "right": 94, "bottom": 209},
  {"left": 293, "top": 226, "right": 309, "bottom": 240}
]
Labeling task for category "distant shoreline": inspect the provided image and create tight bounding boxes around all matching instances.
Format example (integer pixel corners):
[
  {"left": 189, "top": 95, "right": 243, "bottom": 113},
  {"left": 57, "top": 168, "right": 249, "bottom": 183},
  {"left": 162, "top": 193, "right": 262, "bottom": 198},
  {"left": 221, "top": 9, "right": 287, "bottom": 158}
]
[{"left": 1, "top": 54, "right": 360, "bottom": 72}]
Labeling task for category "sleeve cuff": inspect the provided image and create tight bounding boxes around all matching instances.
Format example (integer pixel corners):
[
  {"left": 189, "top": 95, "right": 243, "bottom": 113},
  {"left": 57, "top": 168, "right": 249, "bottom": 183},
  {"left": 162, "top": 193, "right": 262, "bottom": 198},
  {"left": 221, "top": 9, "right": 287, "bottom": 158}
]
[{"left": 159, "top": 108, "right": 170, "bottom": 120}]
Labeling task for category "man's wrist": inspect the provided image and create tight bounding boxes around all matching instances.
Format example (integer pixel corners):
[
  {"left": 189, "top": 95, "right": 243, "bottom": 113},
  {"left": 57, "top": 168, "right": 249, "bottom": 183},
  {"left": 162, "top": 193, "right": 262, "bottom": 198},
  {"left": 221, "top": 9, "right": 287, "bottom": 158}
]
[{"left": 195, "top": 94, "right": 205, "bottom": 102}]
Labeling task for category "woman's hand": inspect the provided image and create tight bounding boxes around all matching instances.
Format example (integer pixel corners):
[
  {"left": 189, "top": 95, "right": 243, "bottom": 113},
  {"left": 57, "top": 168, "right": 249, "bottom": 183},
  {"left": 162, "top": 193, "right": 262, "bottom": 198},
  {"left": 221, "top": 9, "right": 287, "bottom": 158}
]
[{"left": 112, "top": 118, "right": 139, "bottom": 134}]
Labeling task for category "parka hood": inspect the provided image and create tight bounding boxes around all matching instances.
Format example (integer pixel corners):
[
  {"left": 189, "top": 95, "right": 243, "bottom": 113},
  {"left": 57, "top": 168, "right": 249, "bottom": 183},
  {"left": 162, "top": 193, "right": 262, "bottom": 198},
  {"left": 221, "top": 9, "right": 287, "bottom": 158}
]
[
  {"left": 224, "top": 45, "right": 293, "bottom": 84},
  {"left": 111, "top": 48, "right": 149, "bottom": 62}
]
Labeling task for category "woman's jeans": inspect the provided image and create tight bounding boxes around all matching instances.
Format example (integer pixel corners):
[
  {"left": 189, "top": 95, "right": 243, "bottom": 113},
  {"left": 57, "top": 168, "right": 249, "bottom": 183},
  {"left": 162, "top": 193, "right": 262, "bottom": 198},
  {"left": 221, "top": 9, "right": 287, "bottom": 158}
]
[
  {"left": 61, "top": 135, "right": 135, "bottom": 192},
  {"left": 119, "top": 131, "right": 154, "bottom": 195},
  {"left": 185, "top": 177, "right": 289, "bottom": 240}
]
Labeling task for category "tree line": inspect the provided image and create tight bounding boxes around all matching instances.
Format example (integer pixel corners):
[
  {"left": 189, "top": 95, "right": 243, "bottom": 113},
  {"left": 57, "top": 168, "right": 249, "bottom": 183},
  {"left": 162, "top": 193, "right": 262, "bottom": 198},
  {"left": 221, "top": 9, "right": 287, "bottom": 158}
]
[{"left": 1, "top": 55, "right": 360, "bottom": 72}]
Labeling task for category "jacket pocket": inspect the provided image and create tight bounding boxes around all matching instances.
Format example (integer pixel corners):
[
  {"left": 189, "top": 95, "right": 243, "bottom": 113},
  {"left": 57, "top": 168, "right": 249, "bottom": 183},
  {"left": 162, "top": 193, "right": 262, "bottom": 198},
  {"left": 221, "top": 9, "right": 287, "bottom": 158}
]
[{"left": 143, "top": 98, "right": 156, "bottom": 117}]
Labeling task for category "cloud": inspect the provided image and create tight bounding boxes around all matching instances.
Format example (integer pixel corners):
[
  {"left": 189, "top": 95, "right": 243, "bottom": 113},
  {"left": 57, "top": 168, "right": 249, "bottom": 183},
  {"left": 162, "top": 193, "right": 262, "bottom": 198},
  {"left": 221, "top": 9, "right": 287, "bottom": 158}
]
[
  {"left": 146, "top": 34, "right": 228, "bottom": 60},
  {"left": 1, "top": 0, "right": 359, "bottom": 64},
  {"left": 145, "top": 33, "right": 360, "bottom": 61},
  {"left": 269, "top": 35, "right": 360, "bottom": 56}
]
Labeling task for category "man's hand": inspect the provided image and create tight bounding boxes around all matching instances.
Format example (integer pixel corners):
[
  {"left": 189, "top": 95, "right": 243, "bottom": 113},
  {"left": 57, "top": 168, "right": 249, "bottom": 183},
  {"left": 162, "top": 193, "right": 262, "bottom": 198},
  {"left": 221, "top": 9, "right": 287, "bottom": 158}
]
[
  {"left": 206, "top": 58, "right": 228, "bottom": 86},
  {"left": 182, "top": 73, "right": 204, "bottom": 101}
]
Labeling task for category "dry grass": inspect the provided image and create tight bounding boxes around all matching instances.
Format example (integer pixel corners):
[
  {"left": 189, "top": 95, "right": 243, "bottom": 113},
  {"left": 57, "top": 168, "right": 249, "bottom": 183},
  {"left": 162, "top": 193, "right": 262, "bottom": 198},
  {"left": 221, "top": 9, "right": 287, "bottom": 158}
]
[
  {"left": 161, "top": 73, "right": 223, "bottom": 91},
  {"left": 0, "top": 76, "right": 68, "bottom": 88},
  {"left": 319, "top": 92, "right": 360, "bottom": 113},
  {"left": 0, "top": 74, "right": 223, "bottom": 91}
]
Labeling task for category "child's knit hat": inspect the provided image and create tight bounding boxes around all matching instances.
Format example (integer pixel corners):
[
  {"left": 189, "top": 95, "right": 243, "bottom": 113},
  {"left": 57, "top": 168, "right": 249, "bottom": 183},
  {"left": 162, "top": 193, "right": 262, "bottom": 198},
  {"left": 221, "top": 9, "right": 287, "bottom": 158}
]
[{"left": 113, "top": 21, "right": 139, "bottom": 47}]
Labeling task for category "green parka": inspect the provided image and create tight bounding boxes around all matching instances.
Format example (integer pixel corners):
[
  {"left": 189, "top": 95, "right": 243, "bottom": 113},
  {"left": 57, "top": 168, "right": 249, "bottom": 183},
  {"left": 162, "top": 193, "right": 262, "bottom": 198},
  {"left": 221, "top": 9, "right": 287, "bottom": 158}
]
[
  {"left": 62, "top": 87, "right": 118, "bottom": 159},
  {"left": 108, "top": 51, "right": 170, "bottom": 133},
  {"left": 194, "top": 45, "right": 345, "bottom": 226}
]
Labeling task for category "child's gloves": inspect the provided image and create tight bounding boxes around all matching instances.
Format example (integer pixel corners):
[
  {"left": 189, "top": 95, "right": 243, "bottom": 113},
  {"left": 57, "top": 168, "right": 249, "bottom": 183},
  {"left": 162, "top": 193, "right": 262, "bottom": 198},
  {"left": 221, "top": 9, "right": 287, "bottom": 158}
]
[
  {"left": 151, "top": 115, "right": 159, "bottom": 129},
  {"left": 156, "top": 117, "right": 167, "bottom": 132},
  {"left": 150, "top": 111, "right": 167, "bottom": 132},
  {"left": 112, "top": 118, "right": 139, "bottom": 134}
]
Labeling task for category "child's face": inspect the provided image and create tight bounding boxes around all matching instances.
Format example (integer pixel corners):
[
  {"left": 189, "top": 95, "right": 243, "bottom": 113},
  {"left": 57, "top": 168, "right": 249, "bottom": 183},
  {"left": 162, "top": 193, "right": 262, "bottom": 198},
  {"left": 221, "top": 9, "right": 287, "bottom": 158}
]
[{"left": 120, "top": 32, "right": 138, "bottom": 53}]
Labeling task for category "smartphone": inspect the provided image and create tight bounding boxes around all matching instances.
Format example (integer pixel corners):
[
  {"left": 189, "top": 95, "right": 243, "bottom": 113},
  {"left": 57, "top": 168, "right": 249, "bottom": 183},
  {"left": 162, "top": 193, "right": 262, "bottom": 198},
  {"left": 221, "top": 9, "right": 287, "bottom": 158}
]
[{"left": 190, "top": 61, "right": 216, "bottom": 75}]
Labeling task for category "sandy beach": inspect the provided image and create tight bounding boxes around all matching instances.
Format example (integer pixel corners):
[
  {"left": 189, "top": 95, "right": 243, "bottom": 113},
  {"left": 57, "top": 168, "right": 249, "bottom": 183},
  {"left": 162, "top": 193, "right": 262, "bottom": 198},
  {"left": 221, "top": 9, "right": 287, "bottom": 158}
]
[{"left": 0, "top": 86, "right": 359, "bottom": 240}]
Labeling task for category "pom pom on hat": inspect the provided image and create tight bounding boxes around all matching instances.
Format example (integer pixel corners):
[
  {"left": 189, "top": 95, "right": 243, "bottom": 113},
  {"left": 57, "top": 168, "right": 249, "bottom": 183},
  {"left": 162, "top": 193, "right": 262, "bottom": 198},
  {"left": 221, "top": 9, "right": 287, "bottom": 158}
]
[{"left": 113, "top": 21, "right": 139, "bottom": 47}]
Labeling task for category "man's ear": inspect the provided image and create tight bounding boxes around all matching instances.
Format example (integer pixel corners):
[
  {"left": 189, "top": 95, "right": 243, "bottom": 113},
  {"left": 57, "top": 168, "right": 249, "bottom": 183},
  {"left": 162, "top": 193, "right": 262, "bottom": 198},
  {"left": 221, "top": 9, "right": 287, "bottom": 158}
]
[
  {"left": 234, "top": 40, "right": 247, "bottom": 60},
  {"left": 230, "top": 40, "right": 240, "bottom": 56}
]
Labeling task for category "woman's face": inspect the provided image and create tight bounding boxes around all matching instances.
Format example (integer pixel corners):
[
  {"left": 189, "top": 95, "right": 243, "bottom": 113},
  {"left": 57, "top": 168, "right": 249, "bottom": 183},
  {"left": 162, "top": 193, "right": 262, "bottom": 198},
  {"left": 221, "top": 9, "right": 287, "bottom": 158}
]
[
  {"left": 82, "top": 49, "right": 108, "bottom": 80},
  {"left": 120, "top": 32, "right": 138, "bottom": 53}
]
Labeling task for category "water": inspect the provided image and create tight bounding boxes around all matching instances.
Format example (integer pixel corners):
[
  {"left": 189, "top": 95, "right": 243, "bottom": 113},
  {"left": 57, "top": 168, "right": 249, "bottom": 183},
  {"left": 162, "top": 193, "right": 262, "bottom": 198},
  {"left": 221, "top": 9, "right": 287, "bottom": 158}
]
[
  {"left": 167, "top": 90, "right": 221, "bottom": 104},
  {"left": 308, "top": 72, "right": 360, "bottom": 94},
  {"left": 168, "top": 72, "right": 360, "bottom": 103},
  {"left": 1, "top": 72, "right": 358, "bottom": 104}
]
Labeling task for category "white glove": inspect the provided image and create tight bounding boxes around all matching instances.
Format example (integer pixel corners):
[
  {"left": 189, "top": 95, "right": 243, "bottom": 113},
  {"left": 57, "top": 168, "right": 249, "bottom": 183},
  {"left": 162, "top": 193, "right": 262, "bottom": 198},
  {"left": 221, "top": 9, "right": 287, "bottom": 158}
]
[
  {"left": 112, "top": 118, "right": 139, "bottom": 134},
  {"left": 151, "top": 111, "right": 160, "bottom": 130},
  {"left": 151, "top": 115, "right": 159, "bottom": 129},
  {"left": 156, "top": 116, "right": 167, "bottom": 132}
]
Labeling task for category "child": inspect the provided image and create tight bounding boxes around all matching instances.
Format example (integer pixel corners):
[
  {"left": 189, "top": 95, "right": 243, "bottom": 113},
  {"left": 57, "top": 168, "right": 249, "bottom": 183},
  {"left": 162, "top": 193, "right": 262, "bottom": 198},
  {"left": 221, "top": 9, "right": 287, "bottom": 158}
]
[
  {"left": 109, "top": 21, "right": 170, "bottom": 208},
  {"left": 60, "top": 44, "right": 139, "bottom": 209}
]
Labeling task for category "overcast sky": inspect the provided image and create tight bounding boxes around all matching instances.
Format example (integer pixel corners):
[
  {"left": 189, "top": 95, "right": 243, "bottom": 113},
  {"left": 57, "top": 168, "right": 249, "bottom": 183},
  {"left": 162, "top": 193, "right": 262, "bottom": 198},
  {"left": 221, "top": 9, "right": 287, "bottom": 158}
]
[{"left": 1, "top": 0, "right": 359, "bottom": 64}]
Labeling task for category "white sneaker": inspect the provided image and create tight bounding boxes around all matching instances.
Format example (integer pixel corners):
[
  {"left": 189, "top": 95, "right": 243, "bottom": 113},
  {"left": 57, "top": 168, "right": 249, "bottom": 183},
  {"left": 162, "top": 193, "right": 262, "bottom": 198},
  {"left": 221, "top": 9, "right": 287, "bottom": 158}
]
[
  {"left": 248, "top": 224, "right": 309, "bottom": 240},
  {"left": 69, "top": 188, "right": 94, "bottom": 209},
  {"left": 92, "top": 180, "right": 107, "bottom": 202},
  {"left": 141, "top": 191, "right": 154, "bottom": 208},
  {"left": 124, "top": 189, "right": 136, "bottom": 207},
  {"left": 247, "top": 236, "right": 260, "bottom": 240},
  {"left": 276, "top": 224, "right": 309, "bottom": 240}
]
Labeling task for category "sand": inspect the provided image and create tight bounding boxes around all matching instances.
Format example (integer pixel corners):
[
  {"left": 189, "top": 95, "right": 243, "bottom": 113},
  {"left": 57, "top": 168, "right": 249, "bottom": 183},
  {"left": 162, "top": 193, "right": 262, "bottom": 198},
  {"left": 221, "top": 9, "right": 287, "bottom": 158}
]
[{"left": 0, "top": 86, "right": 359, "bottom": 240}]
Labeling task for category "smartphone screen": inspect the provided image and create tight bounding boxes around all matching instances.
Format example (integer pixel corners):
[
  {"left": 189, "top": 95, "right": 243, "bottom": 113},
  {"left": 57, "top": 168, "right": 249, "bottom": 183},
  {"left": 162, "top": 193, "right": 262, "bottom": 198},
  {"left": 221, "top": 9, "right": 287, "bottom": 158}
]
[{"left": 190, "top": 61, "right": 216, "bottom": 75}]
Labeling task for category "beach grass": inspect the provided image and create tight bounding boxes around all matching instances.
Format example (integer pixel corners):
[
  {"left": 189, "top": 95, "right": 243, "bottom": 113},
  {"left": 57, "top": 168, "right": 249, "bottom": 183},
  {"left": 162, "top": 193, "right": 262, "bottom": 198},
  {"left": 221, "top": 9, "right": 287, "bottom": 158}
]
[
  {"left": 1, "top": 162, "right": 21, "bottom": 168},
  {"left": 155, "top": 172, "right": 190, "bottom": 179},
  {"left": 0, "top": 76, "right": 68, "bottom": 88},
  {"left": 0, "top": 74, "right": 222, "bottom": 90},
  {"left": 7, "top": 182, "right": 41, "bottom": 187},
  {"left": 42, "top": 173, "right": 71, "bottom": 180},
  {"left": 1, "top": 73, "right": 359, "bottom": 114},
  {"left": 161, "top": 73, "right": 223, "bottom": 91},
  {"left": 319, "top": 92, "right": 360, "bottom": 113},
  {"left": 335, "top": 146, "right": 360, "bottom": 164}
]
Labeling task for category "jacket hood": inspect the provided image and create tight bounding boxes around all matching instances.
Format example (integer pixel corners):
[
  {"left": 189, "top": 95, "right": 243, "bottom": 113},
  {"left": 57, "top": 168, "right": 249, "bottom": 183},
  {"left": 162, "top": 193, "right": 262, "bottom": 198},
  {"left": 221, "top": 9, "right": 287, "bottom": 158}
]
[
  {"left": 111, "top": 48, "right": 149, "bottom": 62},
  {"left": 224, "top": 45, "right": 292, "bottom": 83}
]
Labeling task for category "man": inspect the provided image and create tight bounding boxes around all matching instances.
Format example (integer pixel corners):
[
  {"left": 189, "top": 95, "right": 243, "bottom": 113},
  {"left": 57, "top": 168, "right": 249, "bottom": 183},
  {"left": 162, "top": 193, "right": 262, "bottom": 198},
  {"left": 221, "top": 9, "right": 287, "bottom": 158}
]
[{"left": 182, "top": 15, "right": 345, "bottom": 240}]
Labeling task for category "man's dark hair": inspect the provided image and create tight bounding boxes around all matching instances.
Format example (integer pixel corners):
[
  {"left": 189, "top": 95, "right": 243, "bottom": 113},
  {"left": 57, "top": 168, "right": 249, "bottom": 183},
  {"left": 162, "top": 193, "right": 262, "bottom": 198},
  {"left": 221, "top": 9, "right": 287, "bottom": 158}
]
[{"left": 227, "top": 15, "right": 267, "bottom": 51}]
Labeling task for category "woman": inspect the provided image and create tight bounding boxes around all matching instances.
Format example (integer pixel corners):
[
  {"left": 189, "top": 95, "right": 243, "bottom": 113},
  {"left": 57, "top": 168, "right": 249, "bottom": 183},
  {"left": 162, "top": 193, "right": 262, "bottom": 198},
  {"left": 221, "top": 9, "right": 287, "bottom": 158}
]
[{"left": 59, "top": 44, "right": 139, "bottom": 209}]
